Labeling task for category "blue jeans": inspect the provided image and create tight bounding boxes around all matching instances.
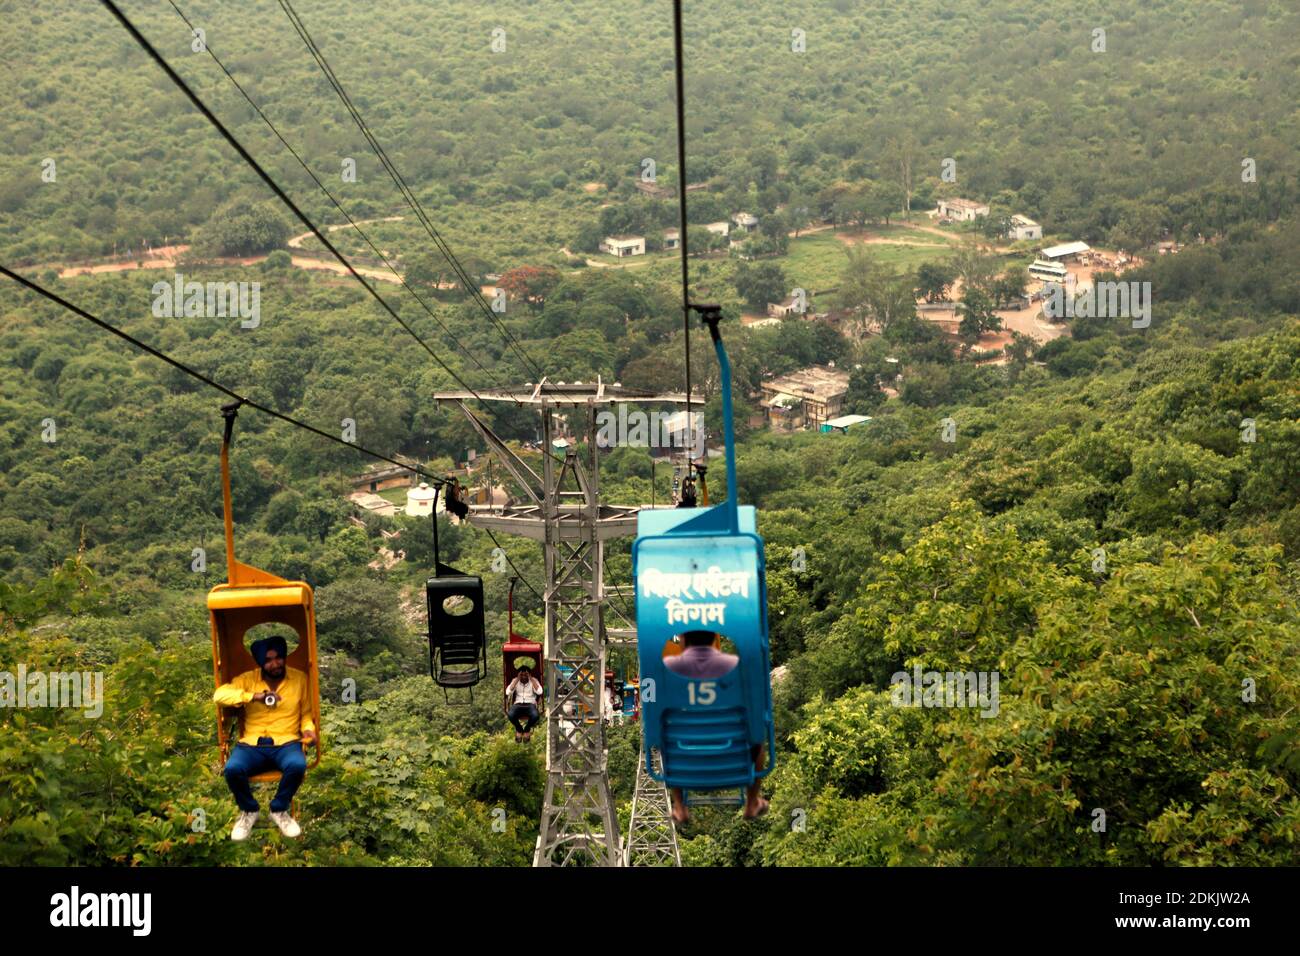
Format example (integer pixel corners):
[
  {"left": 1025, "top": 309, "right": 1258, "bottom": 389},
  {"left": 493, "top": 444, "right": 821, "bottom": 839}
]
[
  {"left": 223, "top": 738, "right": 307, "bottom": 813},
  {"left": 508, "top": 703, "right": 539, "bottom": 733}
]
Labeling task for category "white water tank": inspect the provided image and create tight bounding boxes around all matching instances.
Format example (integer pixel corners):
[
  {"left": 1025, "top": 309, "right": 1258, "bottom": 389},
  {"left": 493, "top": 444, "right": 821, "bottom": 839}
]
[{"left": 405, "top": 482, "right": 441, "bottom": 517}]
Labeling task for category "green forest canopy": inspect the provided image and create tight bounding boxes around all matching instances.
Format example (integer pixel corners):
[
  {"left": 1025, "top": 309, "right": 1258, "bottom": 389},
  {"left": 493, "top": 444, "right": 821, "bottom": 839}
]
[{"left": 1, "top": 0, "right": 1299, "bottom": 866}]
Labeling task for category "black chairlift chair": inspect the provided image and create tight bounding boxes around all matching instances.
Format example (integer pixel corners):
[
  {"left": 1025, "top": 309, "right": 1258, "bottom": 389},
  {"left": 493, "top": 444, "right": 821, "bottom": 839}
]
[{"left": 425, "top": 484, "right": 487, "bottom": 701}]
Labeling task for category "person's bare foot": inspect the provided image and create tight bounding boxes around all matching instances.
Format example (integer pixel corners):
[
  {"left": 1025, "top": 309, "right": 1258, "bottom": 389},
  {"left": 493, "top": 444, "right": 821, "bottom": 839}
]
[
  {"left": 670, "top": 791, "right": 690, "bottom": 826},
  {"left": 515, "top": 731, "right": 522, "bottom": 742},
  {"left": 743, "top": 796, "right": 769, "bottom": 820}
]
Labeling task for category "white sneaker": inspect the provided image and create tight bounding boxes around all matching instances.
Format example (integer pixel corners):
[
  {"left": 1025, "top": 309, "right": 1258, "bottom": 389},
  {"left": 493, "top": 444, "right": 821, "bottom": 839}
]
[
  {"left": 231, "top": 810, "right": 259, "bottom": 841},
  {"left": 269, "top": 810, "right": 302, "bottom": 838}
]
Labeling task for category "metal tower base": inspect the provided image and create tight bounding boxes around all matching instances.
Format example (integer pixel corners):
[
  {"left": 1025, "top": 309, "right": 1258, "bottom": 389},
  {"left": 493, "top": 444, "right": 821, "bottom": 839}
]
[{"left": 624, "top": 747, "right": 681, "bottom": 866}]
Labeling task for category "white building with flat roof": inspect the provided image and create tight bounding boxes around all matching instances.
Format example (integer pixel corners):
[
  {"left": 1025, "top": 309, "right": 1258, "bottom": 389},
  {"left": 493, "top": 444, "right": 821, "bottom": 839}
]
[
  {"left": 600, "top": 235, "right": 645, "bottom": 257},
  {"left": 1008, "top": 215, "right": 1042, "bottom": 241},
  {"left": 937, "top": 198, "right": 990, "bottom": 221},
  {"left": 1040, "top": 240, "right": 1091, "bottom": 262}
]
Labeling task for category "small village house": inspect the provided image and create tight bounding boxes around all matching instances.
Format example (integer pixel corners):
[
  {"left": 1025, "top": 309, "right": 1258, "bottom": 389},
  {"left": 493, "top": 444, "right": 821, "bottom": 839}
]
[
  {"left": 936, "top": 197, "right": 990, "bottom": 221},
  {"left": 348, "top": 491, "right": 398, "bottom": 518},
  {"left": 634, "top": 181, "right": 675, "bottom": 199},
  {"left": 648, "top": 410, "right": 703, "bottom": 460},
  {"left": 767, "top": 294, "right": 807, "bottom": 318},
  {"left": 351, "top": 461, "right": 418, "bottom": 494},
  {"left": 731, "top": 212, "right": 759, "bottom": 233},
  {"left": 759, "top": 364, "right": 851, "bottom": 431},
  {"left": 599, "top": 235, "right": 646, "bottom": 257},
  {"left": 1007, "top": 214, "right": 1042, "bottom": 241}
]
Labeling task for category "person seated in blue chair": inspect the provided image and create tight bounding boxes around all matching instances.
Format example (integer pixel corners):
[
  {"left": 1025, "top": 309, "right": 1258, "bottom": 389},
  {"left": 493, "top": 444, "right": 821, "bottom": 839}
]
[
  {"left": 213, "top": 635, "right": 316, "bottom": 841},
  {"left": 665, "top": 630, "right": 769, "bottom": 825}
]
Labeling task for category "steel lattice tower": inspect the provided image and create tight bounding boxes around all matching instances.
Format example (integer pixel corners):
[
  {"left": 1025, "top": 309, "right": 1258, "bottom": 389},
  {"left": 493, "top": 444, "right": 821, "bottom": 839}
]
[
  {"left": 436, "top": 379, "right": 698, "bottom": 866},
  {"left": 624, "top": 746, "right": 681, "bottom": 866}
]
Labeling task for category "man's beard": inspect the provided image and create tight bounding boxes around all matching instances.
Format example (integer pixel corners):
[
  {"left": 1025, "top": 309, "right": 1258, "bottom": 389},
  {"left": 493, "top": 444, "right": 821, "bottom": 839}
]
[{"left": 262, "top": 665, "right": 284, "bottom": 680}]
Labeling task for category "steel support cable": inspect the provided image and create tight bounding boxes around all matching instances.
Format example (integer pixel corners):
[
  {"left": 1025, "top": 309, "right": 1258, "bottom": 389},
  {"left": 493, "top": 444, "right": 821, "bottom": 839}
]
[
  {"left": 162, "top": 0, "right": 501, "bottom": 389},
  {"left": 483, "top": 526, "right": 543, "bottom": 602},
  {"left": 99, "top": 0, "right": 488, "bottom": 405},
  {"left": 278, "top": 0, "right": 542, "bottom": 378},
  {"left": 276, "top": 0, "right": 547, "bottom": 385},
  {"left": 671, "top": 0, "right": 694, "bottom": 413},
  {"left": 0, "top": 264, "right": 448, "bottom": 486}
]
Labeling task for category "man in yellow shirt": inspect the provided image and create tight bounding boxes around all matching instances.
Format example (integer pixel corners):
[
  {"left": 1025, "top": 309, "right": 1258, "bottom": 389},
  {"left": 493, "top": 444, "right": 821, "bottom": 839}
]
[{"left": 213, "top": 635, "right": 317, "bottom": 841}]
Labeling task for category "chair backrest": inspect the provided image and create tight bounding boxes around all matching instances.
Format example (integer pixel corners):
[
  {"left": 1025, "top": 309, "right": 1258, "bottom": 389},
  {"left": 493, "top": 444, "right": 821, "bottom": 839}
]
[
  {"left": 633, "top": 504, "right": 773, "bottom": 789},
  {"left": 427, "top": 574, "right": 487, "bottom": 687},
  {"left": 208, "top": 580, "right": 321, "bottom": 769},
  {"left": 503, "top": 638, "right": 544, "bottom": 714}
]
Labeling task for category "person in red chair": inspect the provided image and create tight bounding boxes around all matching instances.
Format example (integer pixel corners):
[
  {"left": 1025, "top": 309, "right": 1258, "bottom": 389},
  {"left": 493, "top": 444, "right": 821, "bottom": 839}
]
[
  {"left": 214, "top": 635, "right": 316, "bottom": 841},
  {"left": 506, "top": 665, "right": 543, "bottom": 742},
  {"left": 664, "top": 630, "right": 769, "bottom": 825}
]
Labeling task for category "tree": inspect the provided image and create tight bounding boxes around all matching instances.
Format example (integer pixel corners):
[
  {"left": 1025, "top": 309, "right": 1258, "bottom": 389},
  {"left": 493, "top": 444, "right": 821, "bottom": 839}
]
[
  {"left": 1118, "top": 440, "right": 1241, "bottom": 532},
  {"left": 1004, "top": 330, "right": 1036, "bottom": 369},
  {"left": 734, "top": 261, "right": 788, "bottom": 313},
  {"left": 404, "top": 252, "right": 455, "bottom": 289},
  {"left": 885, "top": 132, "right": 919, "bottom": 217},
  {"left": 838, "top": 248, "right": 916, "bottom": 337},
  {"left": 991, "top": 269, "right": 1028, "bottom": 307},
  {"left": 915, "top": 261, "right": 956, "bottom": 303},
  {"left": 195, "top": 200, "right": 290, "bottom": 257},
  {"left": 298, "top": 495, "right": 350, "bottom": 544},
  {"left": 844, "top": 363, "right": 887, "bottom": 414},
  {"left": 949, "top": 239, "right": 999, "bottom": 295},
  {"left": 315, "top": 578, "right": 408, "bottom": 659},
  {"left": 980, "top": 213, "right": 1013, "bottom": 241},
  {"left": 687, "top": 225, "right": 727, "bottom": 254},
  {"left": 758, "top": 212, "right": 792, "bottom": 253},
  {"left": 499, "top": 265, "right": 561, "bottom": 309},
  {"left": 866, "top": 181, "right": 905, "bottom": 225},
  {"left": 957, "top": 287, "right": 1000, "bottom": 343},
  {"left": 1109, "top": 200, "right": 1165, "bottom": 253},
  {"left": 784, "top": 194, "right": 814, "bottom": 237},
  {"left": 260, "top": 249, "right": 292, "bottom": 272}
]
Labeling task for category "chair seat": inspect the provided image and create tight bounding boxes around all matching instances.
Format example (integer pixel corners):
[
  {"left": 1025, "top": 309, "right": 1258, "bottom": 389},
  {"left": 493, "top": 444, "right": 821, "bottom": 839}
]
[
  {"left": 441, "top": 650, "right": 482, "bottom": 663},
  {"left": 437, "top": 669, "right": 480, "bottom": 687}
]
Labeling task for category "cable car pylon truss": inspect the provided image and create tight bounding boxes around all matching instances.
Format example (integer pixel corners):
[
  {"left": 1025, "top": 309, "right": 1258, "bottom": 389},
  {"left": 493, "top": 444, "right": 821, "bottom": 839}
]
[
  {"left": 625, "top": 747, "right": 681, "bottom": 866},
  {"left": 436, "top": 378, "right": 697, "bottom": 866}
]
